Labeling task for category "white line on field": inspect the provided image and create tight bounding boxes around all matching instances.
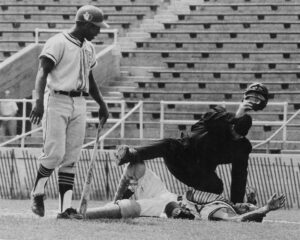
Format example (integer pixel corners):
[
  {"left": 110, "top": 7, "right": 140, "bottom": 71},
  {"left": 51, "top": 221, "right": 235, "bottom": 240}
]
[{"left": 264, "top": 220, "right": 300, "bottom": 225}]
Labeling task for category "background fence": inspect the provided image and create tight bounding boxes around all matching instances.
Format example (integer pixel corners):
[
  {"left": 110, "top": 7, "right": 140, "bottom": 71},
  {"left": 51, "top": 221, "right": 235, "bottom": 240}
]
[{"left": 0, "top": 148, "right": 299, "bottom": 209}]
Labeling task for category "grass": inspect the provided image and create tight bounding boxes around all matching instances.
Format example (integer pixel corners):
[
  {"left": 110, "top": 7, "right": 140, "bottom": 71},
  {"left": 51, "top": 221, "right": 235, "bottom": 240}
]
[{"left": 0, "top": 199, "right": 300, "bottom": 240}]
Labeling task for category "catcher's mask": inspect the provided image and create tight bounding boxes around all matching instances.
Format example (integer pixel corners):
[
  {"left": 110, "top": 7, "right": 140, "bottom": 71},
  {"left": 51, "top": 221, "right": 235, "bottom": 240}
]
[{"left": 244, "top": 82, "right": 269, "bottom": 111}]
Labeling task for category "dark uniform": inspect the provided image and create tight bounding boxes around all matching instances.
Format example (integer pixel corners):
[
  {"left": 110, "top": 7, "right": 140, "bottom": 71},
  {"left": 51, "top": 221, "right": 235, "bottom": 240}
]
[{"left": 132, "top": 106, "right": 252, "bottom": 204}]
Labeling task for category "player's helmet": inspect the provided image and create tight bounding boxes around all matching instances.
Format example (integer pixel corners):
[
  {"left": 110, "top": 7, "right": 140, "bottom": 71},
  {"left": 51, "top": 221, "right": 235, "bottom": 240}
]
[
  {"left": 244, "top": 82, "right": 269, "bottom": 111},
  {"left": 75, "top": 5, "right": 109, "bottom": 28}
]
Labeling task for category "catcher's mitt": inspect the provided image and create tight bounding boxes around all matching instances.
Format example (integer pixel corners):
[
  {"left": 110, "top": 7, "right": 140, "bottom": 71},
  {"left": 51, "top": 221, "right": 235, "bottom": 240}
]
[{"left": 244, "top": 82, "right": 269, "bottom": 111}]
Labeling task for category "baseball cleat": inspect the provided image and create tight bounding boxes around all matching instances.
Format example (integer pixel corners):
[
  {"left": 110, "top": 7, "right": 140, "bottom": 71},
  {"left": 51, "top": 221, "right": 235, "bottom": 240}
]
[
  {"left": 114, "top": 145, "right": 136, "bottom": 166},
  {"left": 31, "top": 194, "right": 45, "bottom": 217},
  {"left": 57, "top": 208, "right": 83, "bottom": 220}
]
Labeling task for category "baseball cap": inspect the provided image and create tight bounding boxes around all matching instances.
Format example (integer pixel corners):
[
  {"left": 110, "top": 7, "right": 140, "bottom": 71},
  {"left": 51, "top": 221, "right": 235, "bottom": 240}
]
[
  {"left": 75, "top": 5, "right": 109, "bottom": 28},
  {"left": 233, "top": 114, "right": 252, "bottom": 137}
]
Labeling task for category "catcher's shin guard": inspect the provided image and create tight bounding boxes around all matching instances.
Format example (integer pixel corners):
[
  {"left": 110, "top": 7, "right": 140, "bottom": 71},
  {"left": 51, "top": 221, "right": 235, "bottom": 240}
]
[
  {"left": 86, "top": 203, "right": 122, "bottom": 219},
  {"left": 117, "top": 199, "right": 141, "bottom": 218}
]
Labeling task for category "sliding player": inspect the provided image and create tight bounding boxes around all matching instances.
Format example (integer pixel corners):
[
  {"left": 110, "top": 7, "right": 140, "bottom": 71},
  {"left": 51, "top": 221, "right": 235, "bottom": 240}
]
[{"left": 85, "top": 161, "right": 285, "bottom": 222}]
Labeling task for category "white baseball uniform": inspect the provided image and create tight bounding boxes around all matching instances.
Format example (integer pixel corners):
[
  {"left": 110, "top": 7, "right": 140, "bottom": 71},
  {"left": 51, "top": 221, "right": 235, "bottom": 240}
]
[
  {"left": 125, "top": 166, "right": 236, "bottom": 220},
  {"left": 128, "top": 166, "right": 178, "bottom": 217},
  {"left": 39, "top": 31, "right": 97, "bottom": 173}
]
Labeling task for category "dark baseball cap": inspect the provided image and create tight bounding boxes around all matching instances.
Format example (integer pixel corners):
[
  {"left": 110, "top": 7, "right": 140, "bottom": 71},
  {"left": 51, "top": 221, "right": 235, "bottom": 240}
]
[{"left": 75, "top": 5, "right": 109, "bottom": 28}]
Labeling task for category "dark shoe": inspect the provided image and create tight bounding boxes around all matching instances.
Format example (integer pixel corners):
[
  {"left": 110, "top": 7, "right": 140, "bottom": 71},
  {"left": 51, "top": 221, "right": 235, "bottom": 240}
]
[
  {"left": 31, "top": 194, "right": 45, "bottom": 217},
  {"left": 57, "top": 208, "right": 83, "bottom": 220},
  {"left": 114, "top": 145, "right": 137, "bottom": 166}
]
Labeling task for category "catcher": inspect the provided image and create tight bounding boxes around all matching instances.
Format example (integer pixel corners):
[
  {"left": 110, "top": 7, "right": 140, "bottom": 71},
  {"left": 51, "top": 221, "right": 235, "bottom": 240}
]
[
  {"left": 85, "top": 161, "right": 285, "bottom": 222},
  {"left": 114, "top": 82, "right": 269, "bottom": 204}
]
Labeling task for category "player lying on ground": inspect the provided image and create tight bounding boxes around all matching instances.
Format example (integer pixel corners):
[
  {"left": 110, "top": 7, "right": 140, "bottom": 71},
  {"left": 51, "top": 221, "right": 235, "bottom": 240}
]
[
  {"left": 85, "top": 161, "right": 285, "bottom": 222},
  {"left": 114, "top": 83, "right": 269, "bottom": 204}
]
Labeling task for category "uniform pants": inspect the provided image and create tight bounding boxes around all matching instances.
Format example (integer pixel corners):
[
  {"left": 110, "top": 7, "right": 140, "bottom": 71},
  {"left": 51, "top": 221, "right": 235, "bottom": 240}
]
[
  {"left": 135, "top": 138, "right": 249, "bottom": 203},
  {"left": 39, "top": 92, "right": 86, "bottom": 174}
]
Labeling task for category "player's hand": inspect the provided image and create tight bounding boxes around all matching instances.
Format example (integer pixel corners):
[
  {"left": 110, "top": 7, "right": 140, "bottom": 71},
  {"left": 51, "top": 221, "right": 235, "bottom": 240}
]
[
  {"left": 98, "top": 103, "right": 109, "bottom": 127},
  {"left": 266, "top": 193, "right": 286, "bottom": 211},
  {"left": 235, "top": 100, "right": 253, "bottom": 117},
  {"left": 30, "top": 99, "right": 44, "bottom": 125}
]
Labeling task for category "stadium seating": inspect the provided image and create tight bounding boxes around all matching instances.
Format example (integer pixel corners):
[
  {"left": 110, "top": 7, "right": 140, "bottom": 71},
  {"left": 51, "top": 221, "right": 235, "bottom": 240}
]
[
  {"left": 113, "top": 0, "right": 300, "bottom": 150},
  {"left": 2, "top": 0, "right": 300, "bottom": 151},
  {"left": 0, "top": 0, "right": 160, "bottom": 63}
]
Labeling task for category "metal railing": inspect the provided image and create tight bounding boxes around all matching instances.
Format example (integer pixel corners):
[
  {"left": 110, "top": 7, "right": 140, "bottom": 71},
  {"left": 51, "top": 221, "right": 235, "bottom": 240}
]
[
  {"left": 0, "top": 99, "right": 129, "bottom": 148},
  {"left": 253, "top": 108, "right": 300, "bottom": 152},
  {"left": 83, "top": 101, "right": 144, "bottom": 149},
  {"left": 160, "top": 100, "right": 289, "bottom": 148}
]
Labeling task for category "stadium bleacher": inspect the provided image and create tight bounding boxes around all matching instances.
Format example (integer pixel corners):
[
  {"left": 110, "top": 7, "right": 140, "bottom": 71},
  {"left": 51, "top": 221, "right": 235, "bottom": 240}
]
[{"left": 1, "top": 0, "right": 300, "bottom": 152}]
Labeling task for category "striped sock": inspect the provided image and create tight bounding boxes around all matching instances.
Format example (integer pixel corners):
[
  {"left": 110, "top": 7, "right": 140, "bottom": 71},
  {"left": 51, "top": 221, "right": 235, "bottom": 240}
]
[
  {"left": 58, "top": 172, "right": 75, "bottom": 212},
  {"left": 186, "top": 189, "right": 226, "bottom": 204},
  {"left": 32, "top": 164, "right": 54, "bottom": 195}
]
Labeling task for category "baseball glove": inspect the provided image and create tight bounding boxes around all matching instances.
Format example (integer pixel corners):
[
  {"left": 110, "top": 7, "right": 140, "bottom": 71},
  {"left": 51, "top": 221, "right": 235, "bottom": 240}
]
[{"left": 244, "top": 82, "right": 269, "bottom": 111}]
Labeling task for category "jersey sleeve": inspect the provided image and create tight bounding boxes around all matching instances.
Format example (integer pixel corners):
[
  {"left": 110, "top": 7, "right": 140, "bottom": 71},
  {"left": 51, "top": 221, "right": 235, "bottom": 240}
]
[
  {"left": 90, "top": 44, "right": 97, "bottom": 69},
  {"left": 39, "top": 35, "right": 64, "bottom": 65}
]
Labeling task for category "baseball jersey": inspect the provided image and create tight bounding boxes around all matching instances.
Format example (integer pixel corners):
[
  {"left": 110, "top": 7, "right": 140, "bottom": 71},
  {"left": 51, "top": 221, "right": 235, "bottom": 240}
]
[
  {"left": 131, "top": 167, "right": 178, "bottom": 217},
  {"left": 40, "top": 32, "right": 97, "bottom": 92}
]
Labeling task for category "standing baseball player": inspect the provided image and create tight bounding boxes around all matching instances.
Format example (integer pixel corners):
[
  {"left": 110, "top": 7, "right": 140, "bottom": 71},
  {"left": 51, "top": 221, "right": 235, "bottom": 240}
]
[
  {"left": 115, "top": 83, "right": 269, "bottom": 204},
  {"left": 29, "top": 5, "right": 109, "bottom": 219}
]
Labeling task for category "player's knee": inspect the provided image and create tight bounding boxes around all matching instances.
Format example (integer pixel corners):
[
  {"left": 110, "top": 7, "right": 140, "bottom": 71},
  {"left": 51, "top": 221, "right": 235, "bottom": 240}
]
[
  {"left": 126, "top": 162, "right": 146, "bottom": 180},
  {"left": 117, "top": 199, "right": 141, "bottom": 218}
]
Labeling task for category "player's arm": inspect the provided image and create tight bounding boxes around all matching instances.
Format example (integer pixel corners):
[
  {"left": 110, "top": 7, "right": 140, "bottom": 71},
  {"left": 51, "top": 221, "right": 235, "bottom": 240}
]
[
  {"left": 88, "top": 71, "right": 109, "bottom": 127},
  {"left": 30, "top": 57, "right": 54, "bottom": 125},
  {"left": 225, "top": 193, "right": 285, "bottom": 222},
  {"left": 192, "top": 106, "right": 236, "bottom": 135},
  {"left": 235, "top": 100, "right": 254, "bottom": 118}
]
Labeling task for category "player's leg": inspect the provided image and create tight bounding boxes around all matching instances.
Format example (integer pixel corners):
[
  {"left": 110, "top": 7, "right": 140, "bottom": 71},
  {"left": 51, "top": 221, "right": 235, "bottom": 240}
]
[
  {"left": 185, "top": 189, "right": 226, "bottom": 204},
  {"left": 31, "top": 94, "right": 68, "bottom": 217},
  {"left": 113, "top": 162, "right": 146, "bottom": 202},
  {"left": 228, "top": 140, "right": 251, "bottom": 204},
  {"left": 191, "top": 169, "right": 224, "bottom": 195},
  {"left": 7, "top": 119, "right": 17, "bottom": 136},
  {"left": 57, "top": 97, "right": 86, "bottom": 219},
  {"left": 86, "top": 200, "right": 141, "bottom": 219},
  {"left": 115, "top": 138, "right": 184, "bottom": 166}
]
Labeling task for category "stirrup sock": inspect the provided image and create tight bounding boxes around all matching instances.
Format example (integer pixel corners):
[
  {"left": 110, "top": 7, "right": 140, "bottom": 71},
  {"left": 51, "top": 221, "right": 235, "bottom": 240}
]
[
  {"left": 32, "top": 164, "right": 54, "bottom": 195},
  {"left": 58, "top": 172, "right": 75, "bottom": 212}
]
